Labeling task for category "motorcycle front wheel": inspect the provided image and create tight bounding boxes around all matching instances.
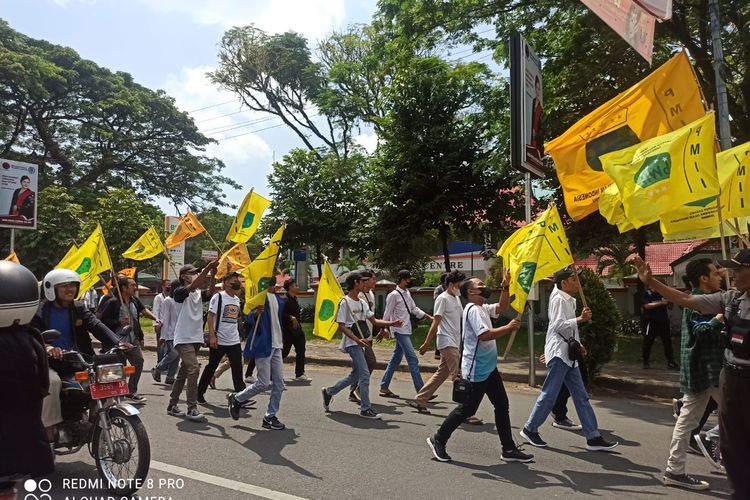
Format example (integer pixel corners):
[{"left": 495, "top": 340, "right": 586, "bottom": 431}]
[{"left": 91, "top": 409, "right": 151, "bottom": 496}]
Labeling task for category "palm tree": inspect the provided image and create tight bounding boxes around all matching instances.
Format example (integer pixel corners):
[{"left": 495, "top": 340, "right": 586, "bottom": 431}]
[
  {"left": 336, "top": 254, "right": 364, "bottom": 277},
  {"left": 595, "top": 243, "right": 636, "bottom": 285}
]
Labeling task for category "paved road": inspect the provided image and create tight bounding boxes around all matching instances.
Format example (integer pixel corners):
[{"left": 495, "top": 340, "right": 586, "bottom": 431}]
[{"left": 27, "top": 351, "right": 728, "bottom": 500}]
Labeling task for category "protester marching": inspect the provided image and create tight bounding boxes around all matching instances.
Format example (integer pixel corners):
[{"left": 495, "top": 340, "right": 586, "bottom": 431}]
[{"left": 4, "top": 3, "right": 750, "bottom": 499}]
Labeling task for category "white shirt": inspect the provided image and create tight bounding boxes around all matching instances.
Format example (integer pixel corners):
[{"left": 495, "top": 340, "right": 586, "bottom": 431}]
[
  {"left": 544, "top": 286, "right": 580, "bottom": 367},
  {"left": 152, "top": 292, "right": 167, "bottom": 327},
  {"left": 160, "top": 297, "right": 177, "bottom": 342},
  {"left": 82, "top": 288, "right": 98, "bottom": 310},
  {"left": 434, "top": 291, "right": 463, "bottom": 350},
  {"left": 209, "top": 291, "right": 241, "bottom": 346},
  {"left": 267, "top": 294, "right": 283, "bottom": 349},
  {"left": 383, "top": 287, "right": 426, "bottom": 336},
  {"left": 461, "top": 303, "right": 499, "bottom": 382},
  {"left": 174, "top": 290, "right": 205, "bottom": 346},
  {"left": 336, "top": 296, "right": 374, "bottom": 349}
]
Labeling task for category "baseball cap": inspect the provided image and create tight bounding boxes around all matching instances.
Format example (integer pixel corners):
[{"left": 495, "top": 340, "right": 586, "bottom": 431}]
[
  {"left": 179, "top": 264, "right": 199, "bottom": 275},
  {"left": 553, "top": 266, "right": 582, "bottom": 284},
  {"left": 718, "top": 249, "right": 750, "bottom": 269},
  {"left": 397, "top": 269, "right": 412, "bottom": 281}
]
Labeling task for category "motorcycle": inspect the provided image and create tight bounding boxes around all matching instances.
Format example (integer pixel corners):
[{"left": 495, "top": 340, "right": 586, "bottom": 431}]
[{"left": 44, "top": 329, "right": 150, "bottom": 496}]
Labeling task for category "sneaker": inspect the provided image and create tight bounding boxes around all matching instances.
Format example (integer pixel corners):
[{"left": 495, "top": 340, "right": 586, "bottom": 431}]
[
  {"left": 349, "top": 390, "right": 360, "bottom": 403},
  {"left": 294, "top": 374, "right": 311, "bottom": 382},
  {"left": 501, "top": 447, "right": 534, "bottom": 463},
  {"left": 227, "top": 393, "right": 242, "bottom": 420},
  {"left": 322, "top": 388, "right": 332, "bottom": 411},
  {"left": 262, "top": 416, "right": 286, "bottom": 430},
  {"left": 427, "top": 435, "right": 451, "bottom": 462},
  {"left": 151, "top": 367, "right": 161, "bottom": 383},
  {"left": 688, "top": 436, "right": 702, "bottom": 455},
  {"left": 164, "top": 378, "right": 175, "bottom": 385},
  {"left": 185, "top": 408, "right": 207, "bottom": 422},
  {"left": 125, "top": 393, "right": 147, "bottom": 404},
  {"left": 197, "top": 393, "right": 207, "bottom": 404},
  {"left": 672, "top": 398, "right": 683, "bottom": 419},
  {"left": 552, "top": 418, "right": 583, "bottom": 431},
  {"left": 695, "top": 434, "right": 722, "bottom": 471},
  {"left": 167, "top": 404, "right": 186, "bottom": 417},
  {"left": 586, "top": 436, "right": 619, "bottom": 451},
  {"left": 360, "top": 409, "right": 381, "bottom": 420},
  {"left": 663, "top": 471, "right": 709, "bottom": 490},
  {"left": 520, "top": 428, "right": 547, "bottom": 447}
]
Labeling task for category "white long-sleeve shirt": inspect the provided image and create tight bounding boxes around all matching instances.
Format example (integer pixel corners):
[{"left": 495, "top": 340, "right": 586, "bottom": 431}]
[
  {"left": 544, "top": 286, "right": 580, "bottom": 367},
  {"left": 152, "top": 292, "right": 167, "bottom": 327},
  {"left": 383, "top": 287, "right": 426, "bottom": 336}
]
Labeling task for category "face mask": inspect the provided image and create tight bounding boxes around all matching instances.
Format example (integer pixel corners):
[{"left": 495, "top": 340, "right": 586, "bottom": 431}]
[
  {"left": 229, "top": 282, "right": 241, "bottom": 291},
  {"left": 477, "top": 287, "right": 492, "bottom": 299}
]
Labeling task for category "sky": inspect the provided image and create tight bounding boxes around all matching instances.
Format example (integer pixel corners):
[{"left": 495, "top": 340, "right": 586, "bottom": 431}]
[{"left": 0, "top": 0, "right": 379, "bottom": 215}]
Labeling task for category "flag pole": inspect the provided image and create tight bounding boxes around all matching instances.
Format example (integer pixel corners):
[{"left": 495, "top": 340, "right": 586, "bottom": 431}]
[
  {"left": 573, "top": 264, "right": 588, "bottom": 309},
  {"left": 501, "top": 310, "right": 524, "bottom": 361},
  {"left": 205, "top": 229, "right": 225, "bottom": 255},
  {"left": 726, "top": 219, "right": 750, "bottom": 248},
  {"left": 98, "top": 224, "right": 127, "bottom": 312}
]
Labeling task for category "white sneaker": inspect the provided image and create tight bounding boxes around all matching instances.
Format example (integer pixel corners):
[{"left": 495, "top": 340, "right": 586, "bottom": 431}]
[
  {"left": 244, "top": 375, "right": 256, "bottom": 384},
  {"left": 294, "top": 374, "right": 311, "bottom": 382}
]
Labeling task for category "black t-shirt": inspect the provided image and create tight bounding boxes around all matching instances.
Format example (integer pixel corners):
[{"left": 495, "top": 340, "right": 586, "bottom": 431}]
[
  {"left": 642, "top": 289, "right": 669, "bottom": 322},
  {"left": 282, "top": 295, "right": 302, "bottom": 335}
]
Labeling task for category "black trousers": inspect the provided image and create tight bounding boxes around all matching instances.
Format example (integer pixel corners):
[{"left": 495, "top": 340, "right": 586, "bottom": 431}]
[
  {"left": 720, "top": 365, "right": 750, "bottom": 499},
  {"left": 435, "top": 369, "right": 515, "bottom": 452},
  {"left": 197, "top": 343, "right": 246, "bottom": 395},
  {"left": 642, "top": 318, "right": 674, "bottom": 364},
  {"left": 282, "top": 329, "right": 307, "bottom": 378},
  {"left": 552, "top": 361, "right": 589, "bottom": 421}
]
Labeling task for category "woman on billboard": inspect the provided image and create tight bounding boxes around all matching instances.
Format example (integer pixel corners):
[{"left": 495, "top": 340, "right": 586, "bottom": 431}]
[{"left": 9, "top": 175, "right": 35, "bottom": 220}]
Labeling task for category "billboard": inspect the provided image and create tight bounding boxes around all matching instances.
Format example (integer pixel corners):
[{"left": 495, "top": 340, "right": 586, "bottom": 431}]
[
  {"left": 510, "top": 33, "right": 545, "bottom": 178},
  {"left": 581, "top": 0, "right": 657, "bottom": 64},
  {"left": 0, "top": 159, "right": 38, "bottom": 230},
  {"left": 163, "top": 215, "right": 185, "bottom": 281}
]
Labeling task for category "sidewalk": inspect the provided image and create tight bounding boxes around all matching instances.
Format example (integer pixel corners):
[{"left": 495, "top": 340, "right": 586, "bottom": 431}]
[{"left": 134, "top": 335, "right": 681, "bottom": 399}]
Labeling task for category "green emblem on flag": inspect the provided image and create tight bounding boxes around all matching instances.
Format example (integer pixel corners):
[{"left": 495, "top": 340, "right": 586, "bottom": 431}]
[
  {"left": 75, "top": 257, "right": 92, "bottom": 275},
  {"left": 634, "top": 152, "right": 671, "bottom": 188},
  {"left": 318, "top": 299, "right": 335, "bottom": 321},
  {"left": 241, "top": 212, "right": 255, "bottom": 229},
  {"left": 518, "top": 262, "right": 537, "bottom": 293},
  {"left": 134, "top": 244, "right": 145, "bottom": 254},
  {"left": 258, "top": 276, "right": 273, "bottom": 290}
]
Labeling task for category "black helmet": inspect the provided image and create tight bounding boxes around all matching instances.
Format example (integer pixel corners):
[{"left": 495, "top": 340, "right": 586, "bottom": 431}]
[{"left": 0, "top": 261, "right": 40, "bottom": 328}]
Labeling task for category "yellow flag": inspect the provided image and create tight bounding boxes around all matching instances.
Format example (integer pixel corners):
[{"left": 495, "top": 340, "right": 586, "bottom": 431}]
[
  {"left": 662, "top": 217, "right": 750, "bottom": 242},
  {"left": 498, "top": 205, "right": 574, "bottom": 313},
  {"left": 717, "top": 141, "right": 750, "bottom": 219},
  {"left": 102, "top": 267, "right": 137, "bottom": 295},
  {"left": 546, "top": 51, "right": 705, "bottom": 220},
  {"left": 601, "top": 113, "right": 718, "bottom": 228},
  {"left": 226, "top": 191, "right": 272, "bottom": 243},
  {"left": 165, "top": 211, "right": 206, "bottom": 249},
  {"left": 313, "top": 259, "right": 345, "bottom": 341},
  {"left": 215, "top": 243, "right": 251, "bottom": 279},
  {"left": 60, "top": 244, "right": 78, "bottom": 264},
  {"left": 242, "top": 225, "right": 285, "bottom": 314},
  {"left": 598, "top": 183, "right": 635, "bottom": 233},
  {"left": 4, "top": 251, "right": 19, "bottom": 264},
  {"left": 56, "top": 225, "right": 112, "bottom": 299},
  {"left": 122, "top": 226, "right": 164, "bottom": 260}
]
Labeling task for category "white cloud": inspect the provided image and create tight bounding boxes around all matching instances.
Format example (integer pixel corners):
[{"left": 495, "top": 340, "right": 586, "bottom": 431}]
[
  {"left": 139, "top": 0, "right": 346, "bottom": 41},
  {"left": 354, "top": 130, "right": 378, "bottom": 154}
]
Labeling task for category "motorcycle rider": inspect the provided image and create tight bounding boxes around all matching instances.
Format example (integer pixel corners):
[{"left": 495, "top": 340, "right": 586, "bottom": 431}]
[
  {"left": 31, "top": 269, "right": 123, "bottom": 442},
  {"left": 0, "top": 261, "right": 54, "bottom": 498}
]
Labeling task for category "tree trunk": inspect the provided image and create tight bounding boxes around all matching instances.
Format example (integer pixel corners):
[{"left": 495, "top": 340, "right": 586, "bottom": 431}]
[
  {"left": 440, "top": 222, "right": 451, "bottom": 272},
  {"left": 315, "top": 244, "right": 323, "bottom": 278}
]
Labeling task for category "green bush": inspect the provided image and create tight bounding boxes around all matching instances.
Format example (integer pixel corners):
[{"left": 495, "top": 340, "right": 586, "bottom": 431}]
[
  {"left": 577, "top": 268, "right": 620, "bottom": 378},
  {"left": 618, "top": 317, "right": 642, "bottom": 337},
  {"left": 300, "top": 304, "right": 315, "bottom": 323}
]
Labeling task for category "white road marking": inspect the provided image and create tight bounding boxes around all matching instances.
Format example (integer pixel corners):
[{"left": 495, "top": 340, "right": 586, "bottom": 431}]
[{"left": 150, "top": 460, "right": 308, "bottom": 500}]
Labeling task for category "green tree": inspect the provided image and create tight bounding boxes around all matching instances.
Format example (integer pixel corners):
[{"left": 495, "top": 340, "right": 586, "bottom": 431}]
[
  {"left": 577, "top": 268, "right": 621, "bottom": 378},
  {"left": 0, "top": 20, "right": 239, "bottom": 208},
  {"left": 595, "top": 243, "right": 636, "bottom": 285}
]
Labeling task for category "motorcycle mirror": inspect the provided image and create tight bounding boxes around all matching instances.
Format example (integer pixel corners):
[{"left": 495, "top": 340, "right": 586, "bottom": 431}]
[{"left": 42, "top": 329, "right": 62, "bottom": 342}]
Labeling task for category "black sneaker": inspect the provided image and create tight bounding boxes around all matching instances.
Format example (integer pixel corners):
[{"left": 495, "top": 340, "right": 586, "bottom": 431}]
[
  {"left": 688, "top": 436, "right": 702, "bottom": 455},
  {"left": 167, "top": 404, "right": 186, "bottom": 417},
  {"left": 520, "top": 428, "right": 547, "bottom": 447},
  {"left": 663, "top": 471, "right": 709, "bottom": 490},
  {"left": 262, "top": 416, "right": 286, "bottom": 430},
  {"left": 427, "top": 435, "right": 451, "bottom": 462},
  {"left": 586, "top": 436, "right": 618, "bottom": 451},
  {"left": 197, "top": 393, "right": 207, "bottom": 404},
  {"left": 552, "top": 418, "right": 583, "bottom": 431},
  {"left": 360, "top": 409, "right": 381, "bottom": 419},
  {"left": 695, "top": 434, "right": 722, "bottom": 471},
  {"left": 501, "top": 447, "right": 534, "bottom": 463},
  {"left": 322, "top": 387, "right": 333, "bottom": 411},
  {"left": 672, "top": 398, "right": 683, "bottom": 419},
  {"left": 227, "top": 393, "right": 241, "bottom": 421},
  {"left": 151, "top": 367, "right": 161, "bottom": 383},
  {"left": 185, "top": 408, "right": 207, "bottom": 422},
  {"left": 349, "top": 390, "right": 360, "bottom": 403},
  {"left": 125, "top": 393, "right": 147, "bottom": 404}
]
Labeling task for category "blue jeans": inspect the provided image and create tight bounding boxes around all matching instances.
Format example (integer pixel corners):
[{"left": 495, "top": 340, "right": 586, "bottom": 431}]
[
  {"left": 525, "top": 356, "right": 600, "bottom": 439},
  {"left": 327, "top": 345, "right": 371, "bottom": 411},
  {"left": 380, "top": 333, "right": 423, "bottom": 392},
  {"left": 235, "top": 348, "right": 284, "bottom": 418},
  {"left": 155, "top": 340, "right": 179, "bottom": 379}
]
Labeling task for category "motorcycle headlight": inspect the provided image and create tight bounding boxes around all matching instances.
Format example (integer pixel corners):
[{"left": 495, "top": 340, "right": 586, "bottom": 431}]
[{"left": 95, "top": 364, "right": 125, "bottom": 383}]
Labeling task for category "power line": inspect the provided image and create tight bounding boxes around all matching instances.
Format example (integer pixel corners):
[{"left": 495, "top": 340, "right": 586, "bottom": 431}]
[{"left": 187, "top": 99, "right": 237, "bottom": 113}]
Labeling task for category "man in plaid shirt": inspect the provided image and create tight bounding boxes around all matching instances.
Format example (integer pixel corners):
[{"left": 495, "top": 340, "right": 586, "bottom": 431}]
[{"left": 662, "top": 258, "right": 725, "bottom": 491}]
